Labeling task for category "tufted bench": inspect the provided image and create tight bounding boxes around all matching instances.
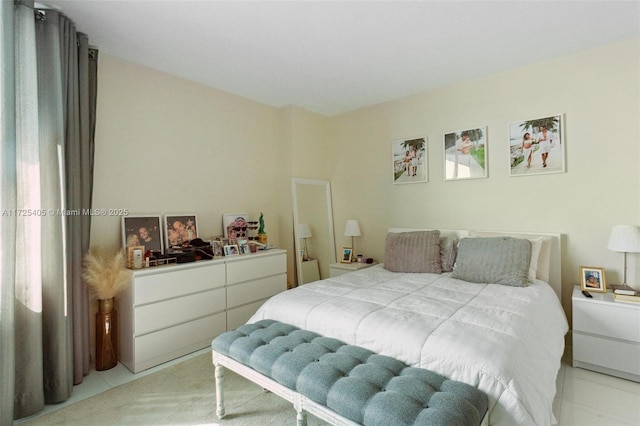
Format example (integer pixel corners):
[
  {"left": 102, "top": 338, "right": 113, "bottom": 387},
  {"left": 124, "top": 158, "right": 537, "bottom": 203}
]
[{"left": 212, "top": 320, "right": 488, "bottom": 426}]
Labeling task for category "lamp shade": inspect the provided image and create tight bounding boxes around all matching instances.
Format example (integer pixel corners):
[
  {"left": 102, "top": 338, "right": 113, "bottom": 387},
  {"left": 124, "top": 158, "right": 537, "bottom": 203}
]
[
  {"left": 298, "top": 224, "right": 312, "bottom": 239},
  {"left": 344, "top": 220, "right": 361, "bottom": 237},
  {"left": 607, "top": 225, "right": 640, "bottom": 253}
]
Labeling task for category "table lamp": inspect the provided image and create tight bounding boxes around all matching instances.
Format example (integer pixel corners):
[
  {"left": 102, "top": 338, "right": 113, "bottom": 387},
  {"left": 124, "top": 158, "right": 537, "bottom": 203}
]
[
  {"left": 344, "top": 220, "right": 361, "bottom": 261},
  {"left": 607, "top": 225, "right": 640, "bottom": 286}
]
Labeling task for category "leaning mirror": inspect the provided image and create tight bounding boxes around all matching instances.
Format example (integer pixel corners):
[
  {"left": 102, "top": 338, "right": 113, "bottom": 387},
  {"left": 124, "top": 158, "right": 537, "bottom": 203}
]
[{"left": 291, "top": 178, "right": 336, "bottom": 286}]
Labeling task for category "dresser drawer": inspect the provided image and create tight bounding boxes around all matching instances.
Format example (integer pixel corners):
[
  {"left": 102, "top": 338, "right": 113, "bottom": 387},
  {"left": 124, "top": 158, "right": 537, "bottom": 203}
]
[
  {"left": 135, "top": 312, "right": 226, "bottom": 365},
  {"left": 226, "top": 253, "right": 286, "bottom": 285},
  {"left": 574, "top": 332, "right": 640, "bottom": 376},
  {"left": 227, "top": 300, "right": 269, "bottom": 330},
  {"left": 134, "top": 262, "right": 225, "bottom": 305},
  {"left": 226, "top": 273, "right": 286, "bottom": 308},
  {"left": 135, "top": 287, "right": 226, "bottom": 335},
  {"left": 573, "top": 300, "right": 640, "bottom": 343}
]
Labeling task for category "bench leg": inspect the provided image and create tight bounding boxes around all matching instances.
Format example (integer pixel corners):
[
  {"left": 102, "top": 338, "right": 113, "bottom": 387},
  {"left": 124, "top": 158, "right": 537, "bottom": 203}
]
[
  {"left": 294, "top": 394, "right": 307, "bottom": 426},
  {"left": 215, "top": 363, "right": 226, "bottom": 419},
  {"left": 296, "top": 409, "right": 307, "bottom": 426}
]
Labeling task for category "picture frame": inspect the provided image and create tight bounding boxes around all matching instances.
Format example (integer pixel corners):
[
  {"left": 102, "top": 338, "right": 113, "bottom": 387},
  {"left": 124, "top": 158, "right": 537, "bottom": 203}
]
[
  {"left": 164, "top": 214, "right": 198, "bottom": 249},
  {"left": 126, "top": 245, "right": 145, "bottom": 269},
  {"left": 340, "top": 247, "right": 353, "bottom": 264},
  {"left": 121, "top": 215, "right": 164, "bottom": 254},
  {"left": 580, "top": 266, "right": 606, "bottom": 293},
  {"left": 444, "top": 126, "right": 487, "bottom": 181},
  {"left": 223, "top": 213, "right": 249, "bottom": 239},
  {"left": 224, "top": 244, "right": 239, "bottom": 256},
  {"left": 392, "top": 137, "right": 427, "bottom": 184},
  {"left": 509, "top": 114, "right": 565, "bottom": 176},
  {"left": 212, "top": 240, "right": 223, "bottom": 257},
  {"left": 239, "top": 243, "right": 250, "bottom": 254}
]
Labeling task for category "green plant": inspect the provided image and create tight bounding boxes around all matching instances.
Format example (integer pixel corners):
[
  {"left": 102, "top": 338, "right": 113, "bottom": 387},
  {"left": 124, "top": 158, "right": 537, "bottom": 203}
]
[{"left": 258, "top": 212, "right": 266, "bottom": 234}]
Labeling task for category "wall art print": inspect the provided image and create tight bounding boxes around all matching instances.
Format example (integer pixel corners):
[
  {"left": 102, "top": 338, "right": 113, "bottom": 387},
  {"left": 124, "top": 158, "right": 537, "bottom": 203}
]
[
  {"left": 444, "top": 126, "right": 487, "bottom": 181},
  {"left": 392, "top": 136, "right": 427, "bottom": 184},
  {"left": 509, "top": 114, "right": 565, "bottom": 176}
]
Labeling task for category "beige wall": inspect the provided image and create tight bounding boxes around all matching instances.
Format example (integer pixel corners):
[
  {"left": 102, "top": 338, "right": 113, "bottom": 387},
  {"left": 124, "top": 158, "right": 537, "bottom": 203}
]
[
  {"left": 326, "top": 39, "right": 640, "bottom": 318},
  {"left": 92, "top": 54, "right": 289, "bottom": 258},
  {"left": 92, "top": 39, "right": 639, "bottom": 321},
  {"left": 279, "top": 106, "right": 330, "bottom": 282}
]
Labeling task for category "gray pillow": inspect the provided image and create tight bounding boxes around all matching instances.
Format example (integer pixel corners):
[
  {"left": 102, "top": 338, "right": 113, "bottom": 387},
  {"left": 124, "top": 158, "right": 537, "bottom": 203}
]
[
  {"left": 384, "top": 231, "right": 442, "bottom": 273},
  {"left": 440, "top": 237, "right": 458, "bottom": 272},
  {"left": 451, "top": 237, "right": 532, "bottom": 287}
]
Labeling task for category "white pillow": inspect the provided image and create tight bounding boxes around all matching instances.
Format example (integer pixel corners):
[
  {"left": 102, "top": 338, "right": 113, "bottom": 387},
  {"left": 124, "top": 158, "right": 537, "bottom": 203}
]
[{"left": 528, "top": 237, "right": 543, "bottom": 282}]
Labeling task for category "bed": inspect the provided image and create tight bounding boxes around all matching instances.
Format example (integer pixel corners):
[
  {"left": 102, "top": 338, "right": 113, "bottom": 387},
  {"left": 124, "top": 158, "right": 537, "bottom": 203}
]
[{"left": 249, "top": 229, "right": 568, "bottom": 425}]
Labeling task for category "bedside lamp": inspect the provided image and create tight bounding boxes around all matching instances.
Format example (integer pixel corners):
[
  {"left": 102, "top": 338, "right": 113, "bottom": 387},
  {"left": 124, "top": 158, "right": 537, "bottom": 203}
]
[
  {"left": 298, "top": 224, "right": 312, "bottom": 261},
  {"left": 607, "top": 225, "right": 640, "bottom": 286},
  {"left": 344, "top": 220, "right": 361, "bottom": 261}
]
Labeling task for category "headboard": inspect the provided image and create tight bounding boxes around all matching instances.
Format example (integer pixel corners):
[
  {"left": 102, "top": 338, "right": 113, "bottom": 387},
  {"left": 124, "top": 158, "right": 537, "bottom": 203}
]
[{"left": 387, "top": 228, "right": 562, "bottom": 300}]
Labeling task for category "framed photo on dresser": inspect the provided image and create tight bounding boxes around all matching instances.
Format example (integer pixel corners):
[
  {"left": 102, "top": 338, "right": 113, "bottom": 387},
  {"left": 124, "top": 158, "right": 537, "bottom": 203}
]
[
  {"left": 164, "top": 214, "right": 198, "bottom": 248},
  {"left": 121, "top": 215, "right": 164, "bottom": 254}
]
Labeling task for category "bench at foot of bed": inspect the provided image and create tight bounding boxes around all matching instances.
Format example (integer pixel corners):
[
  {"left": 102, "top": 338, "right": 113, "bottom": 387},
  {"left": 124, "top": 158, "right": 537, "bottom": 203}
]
[{"left": 212, "top": 319, "right": 488, "bottom": 426}]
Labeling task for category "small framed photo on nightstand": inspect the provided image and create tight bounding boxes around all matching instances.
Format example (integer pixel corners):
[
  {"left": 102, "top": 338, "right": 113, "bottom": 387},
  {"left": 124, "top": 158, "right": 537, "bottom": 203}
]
[
  {"left": 580, "top": 266, "right": 606, "bottom": 293},
  {"left": 340, "top": 247, "right": 353, "bottom": 263}
]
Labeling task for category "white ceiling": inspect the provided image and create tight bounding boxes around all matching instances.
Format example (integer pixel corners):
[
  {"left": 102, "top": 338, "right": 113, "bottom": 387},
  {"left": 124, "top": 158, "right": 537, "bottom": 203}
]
[{"left": 42, "top": 1, "right": 639, "bottom": 116}]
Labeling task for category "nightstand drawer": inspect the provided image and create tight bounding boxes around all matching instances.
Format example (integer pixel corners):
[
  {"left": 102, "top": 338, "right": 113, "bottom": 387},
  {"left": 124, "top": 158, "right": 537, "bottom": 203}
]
[
  {"left": 573, "top": 300, "right": 640, "bottom": 342},
  {"left": 574, "top": 333, "right": 640, "bottom": 376}
]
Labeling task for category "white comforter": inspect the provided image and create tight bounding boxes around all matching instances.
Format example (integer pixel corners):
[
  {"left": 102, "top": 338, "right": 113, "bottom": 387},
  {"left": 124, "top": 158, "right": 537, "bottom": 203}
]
[{"left": 250, "top": 265, "right": 568, "bottom": 425}]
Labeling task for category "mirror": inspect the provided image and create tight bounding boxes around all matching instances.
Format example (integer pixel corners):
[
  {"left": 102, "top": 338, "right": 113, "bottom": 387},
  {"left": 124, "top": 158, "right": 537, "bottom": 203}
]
[{"left": 292, "top": 178, "right": 336, "bottom": 285}]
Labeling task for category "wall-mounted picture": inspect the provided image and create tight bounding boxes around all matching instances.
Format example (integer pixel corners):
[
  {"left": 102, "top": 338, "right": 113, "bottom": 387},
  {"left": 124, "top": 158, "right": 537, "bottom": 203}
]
[
  {"left": 341, "top": 247, "right": 353, "bottom": 263},
  {"left": 444, "top": 126, "right": 487, "bottom": 181},
  {"left": 580, "top": 266, "right": 606, "bottom": 293},
  {"left": 164, "top": 214, "right": 198, "bottom": 248},
  {"left": 509, "top": 114, "right": 565, "bottom": 176},
  {"left": 224, "top": 244, "right": 239, "bottom": 256},
  {"left": 392, "top": 137, "right": 427, "bottom": 184},
  {"left": 122, "top": 215, "right": 164, "bottom": 254},
  {"left": 223, "top": 213, "right": 249, "bottom": 239}
]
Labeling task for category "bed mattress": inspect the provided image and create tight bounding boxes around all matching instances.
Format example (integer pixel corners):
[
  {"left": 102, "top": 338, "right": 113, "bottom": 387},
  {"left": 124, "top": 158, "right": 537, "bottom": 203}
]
[{"left": 249, "top": 265, "right": 568, "bottom": 425}]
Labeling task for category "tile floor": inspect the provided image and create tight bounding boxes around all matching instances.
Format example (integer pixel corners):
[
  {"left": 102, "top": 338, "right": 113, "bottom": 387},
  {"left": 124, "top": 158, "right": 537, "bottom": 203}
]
[{"left": 16, "top": 347, "right": 640, "bottom": 425}]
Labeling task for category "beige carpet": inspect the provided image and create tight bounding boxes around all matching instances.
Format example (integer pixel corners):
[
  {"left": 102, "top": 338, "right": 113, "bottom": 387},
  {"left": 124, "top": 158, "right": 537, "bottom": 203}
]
[{"left": 24, "top": 353, "right": 329, "bottom": 425}]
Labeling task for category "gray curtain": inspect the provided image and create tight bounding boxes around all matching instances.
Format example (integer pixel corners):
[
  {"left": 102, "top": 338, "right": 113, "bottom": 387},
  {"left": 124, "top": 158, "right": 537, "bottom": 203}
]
[
  {"left": 0, "top": 0, "right": 17, "bottom": 425},
  {"left": 67, "top": 35, "right": 98, "bottom": 386},
  {"left": 0, "top": 1, "right": 96, "bottom": 422}
]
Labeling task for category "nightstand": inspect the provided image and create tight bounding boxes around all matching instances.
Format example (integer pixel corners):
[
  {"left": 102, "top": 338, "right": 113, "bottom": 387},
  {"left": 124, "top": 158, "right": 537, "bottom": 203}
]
[
  {"left": 572, "top": 285, "right": 640, "bottom": 382},
  {"left": 329, "top": 261, "right": 378, "bottom": 278}
]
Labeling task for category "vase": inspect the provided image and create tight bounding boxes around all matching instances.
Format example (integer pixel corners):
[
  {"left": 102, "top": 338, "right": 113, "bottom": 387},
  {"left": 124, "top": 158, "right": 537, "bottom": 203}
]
[
  {"left": 257, "top": 233, "right": 268, "bottom": 244},
  {"left": 95, "top": 297, "right": 118, "bottom": 371}
]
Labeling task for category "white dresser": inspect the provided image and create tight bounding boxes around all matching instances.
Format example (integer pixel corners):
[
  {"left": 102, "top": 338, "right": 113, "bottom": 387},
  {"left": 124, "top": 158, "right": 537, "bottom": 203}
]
[
  {"left": 119, "top": 249, "right": 286, "bottom": 373},
  {"left": 225, "top": 250, "right": 288, "bottom": 329},
  {"left": 572, "top": 285, "right": 640, "bottom": 382}
]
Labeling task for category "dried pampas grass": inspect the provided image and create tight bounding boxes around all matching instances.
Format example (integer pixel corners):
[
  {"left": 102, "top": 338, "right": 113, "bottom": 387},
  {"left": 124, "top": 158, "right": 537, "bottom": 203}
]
[{"left": 83, "top": 248, "right": 131, "bottom": 300}]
